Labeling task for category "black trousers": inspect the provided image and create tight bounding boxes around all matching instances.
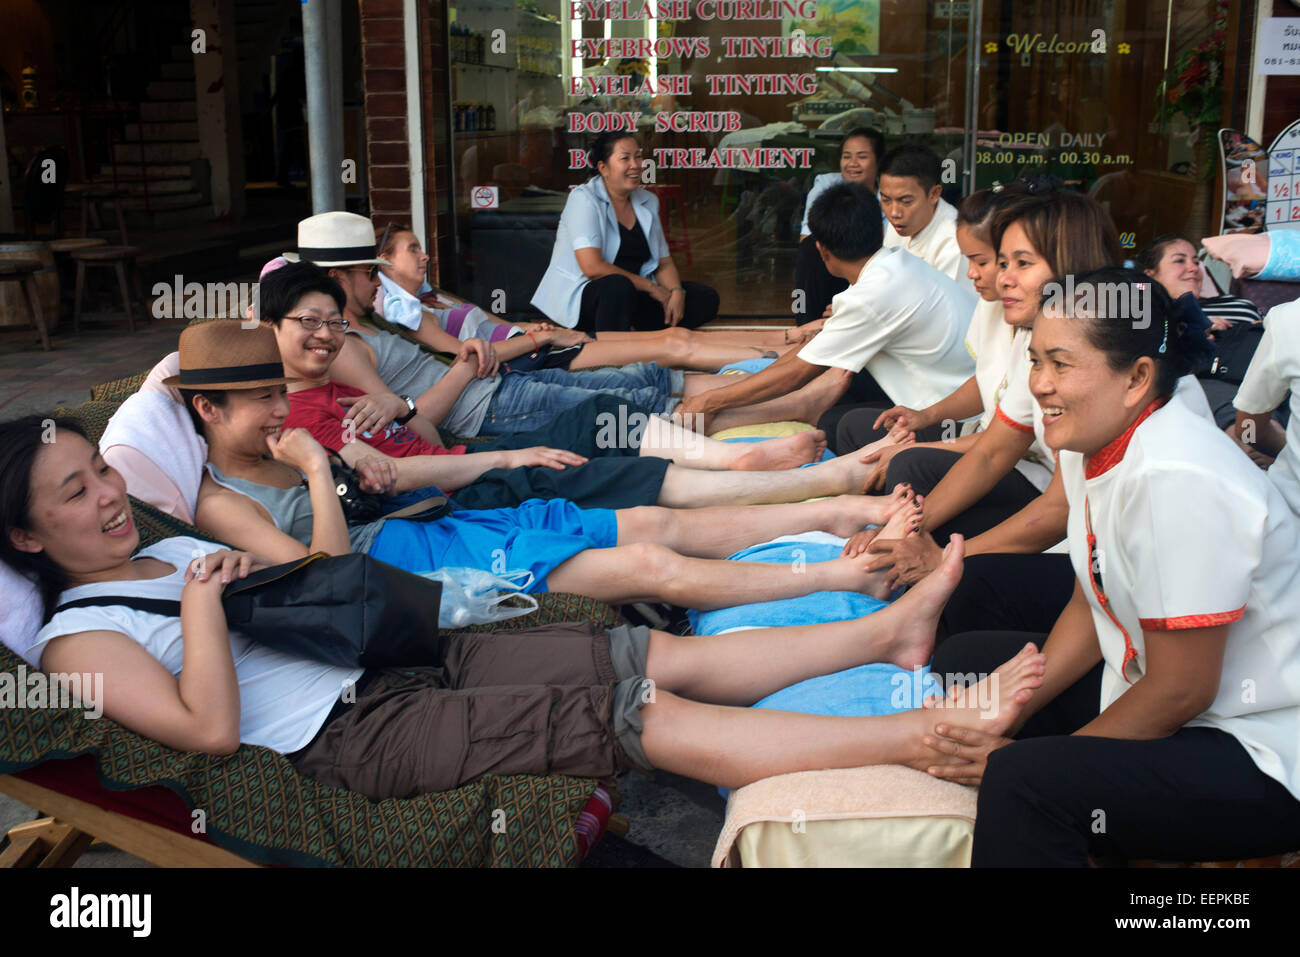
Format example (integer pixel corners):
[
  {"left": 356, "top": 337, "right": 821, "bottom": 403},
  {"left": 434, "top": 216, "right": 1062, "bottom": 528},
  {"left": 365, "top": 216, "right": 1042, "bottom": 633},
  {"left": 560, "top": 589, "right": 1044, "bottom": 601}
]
[
  {"left": 885, "top": 446, "right": 1041, "bottom": 542},
  {"left": 577, "top": 274, "right": 719, "bottom": 333},
  {"left": 932, "top": 631, "right": 1300, "bottom": 866},
  {"left": 793, "top": 234, "right": 847, "bottom": 326},
  {"left": 938, "top": 553, "right": 1076, "bottom": 639}
]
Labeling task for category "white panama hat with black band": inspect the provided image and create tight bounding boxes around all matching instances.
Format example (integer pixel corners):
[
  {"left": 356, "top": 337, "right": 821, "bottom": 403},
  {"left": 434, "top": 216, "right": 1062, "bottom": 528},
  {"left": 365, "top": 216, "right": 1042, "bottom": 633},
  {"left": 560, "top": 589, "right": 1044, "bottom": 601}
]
[{"left": 283, "top": 211, "right": 392, "bottom": 267}]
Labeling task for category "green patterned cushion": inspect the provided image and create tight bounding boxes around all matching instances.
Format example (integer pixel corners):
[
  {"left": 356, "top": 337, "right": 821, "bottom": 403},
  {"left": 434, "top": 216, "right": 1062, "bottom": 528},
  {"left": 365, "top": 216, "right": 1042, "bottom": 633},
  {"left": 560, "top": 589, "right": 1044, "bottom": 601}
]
[
  {"left": 89, "top": 372, "right": 149, "bottom": 403},
  {"left": 0, "top": 637, "right": 596, "bottom": 866},
  {"left": 2, "top": 386, "right": 630, "bottom": 866}
]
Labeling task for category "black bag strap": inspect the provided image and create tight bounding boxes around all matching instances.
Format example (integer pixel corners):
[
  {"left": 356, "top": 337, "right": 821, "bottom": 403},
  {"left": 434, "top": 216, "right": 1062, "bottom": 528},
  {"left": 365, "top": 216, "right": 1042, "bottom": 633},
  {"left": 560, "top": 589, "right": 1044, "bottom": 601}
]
[{"left": 55, "top": 595, "right": 182, "bottom": 617}]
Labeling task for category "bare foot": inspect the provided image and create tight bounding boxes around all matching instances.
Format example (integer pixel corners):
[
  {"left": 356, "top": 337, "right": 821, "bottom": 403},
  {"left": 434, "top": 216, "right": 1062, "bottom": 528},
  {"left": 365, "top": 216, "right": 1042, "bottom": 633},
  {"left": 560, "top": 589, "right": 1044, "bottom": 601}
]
[
  {"left": 731, "top": 429, "right": 827, "bottom": 471},
  {"left": 889, "top": 641, "right": 1045, "bottom": 773},
  {"left": 874, "top": 534, "right": 965, "bottom": 669},
  {"left": 835, "top": 549, "right": 895, "bottom": 601},
  {"left": 876, "top": 490, "right": 923, "bottom": 540},
  {"left": 822, "top": 486, "right": 915, "bottom": 536},
  {"left": 923, "top": 641, "right": 1047, "bottom": 737}
]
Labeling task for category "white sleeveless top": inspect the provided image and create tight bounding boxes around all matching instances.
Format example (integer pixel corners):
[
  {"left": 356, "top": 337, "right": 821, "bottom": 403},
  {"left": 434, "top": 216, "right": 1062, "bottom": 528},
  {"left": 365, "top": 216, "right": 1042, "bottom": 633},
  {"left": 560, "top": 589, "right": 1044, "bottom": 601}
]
[{"left": 31, "top": 537, "right": 361, "bottom": 755}]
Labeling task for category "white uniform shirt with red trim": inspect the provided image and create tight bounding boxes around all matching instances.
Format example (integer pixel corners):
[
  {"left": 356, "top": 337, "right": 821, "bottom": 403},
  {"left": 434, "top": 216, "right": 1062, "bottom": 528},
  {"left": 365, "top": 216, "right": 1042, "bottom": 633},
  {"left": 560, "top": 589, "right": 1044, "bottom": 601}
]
[
  {"left": 1233, "top": 299, "right": 1300, "bottom": 520},
  {"left": 965, "top": 299, "right": 1053, "bottom": 492},
  {"left": 1059, "top": 396, "right": 1300, "bottom": 801},
  {"left": 797, "top": 247, "right": 976, "bottom": 410}
]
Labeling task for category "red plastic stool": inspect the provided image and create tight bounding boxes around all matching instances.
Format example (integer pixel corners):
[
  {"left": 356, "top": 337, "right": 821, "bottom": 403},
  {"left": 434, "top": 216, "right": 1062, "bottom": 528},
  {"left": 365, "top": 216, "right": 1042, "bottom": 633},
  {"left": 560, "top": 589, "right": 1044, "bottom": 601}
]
[{"left": 646, "top": 184, "right": 692, "bottom": 267}]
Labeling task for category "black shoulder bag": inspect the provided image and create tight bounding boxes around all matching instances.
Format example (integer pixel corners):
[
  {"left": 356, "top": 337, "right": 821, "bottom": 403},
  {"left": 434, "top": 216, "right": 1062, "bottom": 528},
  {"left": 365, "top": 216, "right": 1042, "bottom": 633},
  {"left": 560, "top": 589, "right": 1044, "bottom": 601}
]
[
  {"left": 326, "top": 457, "right": 453, "bottom": 526},
  {"left": 55, "top": 552, "right": 443, "bottom": 669},
  {"left": 1203, "top": 322, "right": 1265, "bottom": 385}
]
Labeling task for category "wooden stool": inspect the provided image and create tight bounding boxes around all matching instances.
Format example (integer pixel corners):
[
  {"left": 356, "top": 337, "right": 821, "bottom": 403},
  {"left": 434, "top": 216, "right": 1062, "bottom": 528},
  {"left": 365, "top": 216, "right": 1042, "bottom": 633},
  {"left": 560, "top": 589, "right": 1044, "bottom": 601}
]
[
  {"left": 70, "top": 245, "right": 145, "bottom": 334},
  {"left": 48, "top": 238, "right": 107, "bottom": 323},
  {"left": 66, "top": 185, "right": 129, "bottom": 246},
  {"left": 0, "top": 258, "right": 52, "bottom": 350},
  {"left": 48, "top": 237, "right": 108, "bottom": 254}
]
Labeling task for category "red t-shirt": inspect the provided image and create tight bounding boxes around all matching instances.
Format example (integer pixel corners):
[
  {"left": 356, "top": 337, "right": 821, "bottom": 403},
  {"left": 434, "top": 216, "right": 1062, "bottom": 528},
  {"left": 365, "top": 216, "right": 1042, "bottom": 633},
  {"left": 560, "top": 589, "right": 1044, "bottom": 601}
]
[{"left": 285, "top": 381, "right": 466, "bottom": 457}]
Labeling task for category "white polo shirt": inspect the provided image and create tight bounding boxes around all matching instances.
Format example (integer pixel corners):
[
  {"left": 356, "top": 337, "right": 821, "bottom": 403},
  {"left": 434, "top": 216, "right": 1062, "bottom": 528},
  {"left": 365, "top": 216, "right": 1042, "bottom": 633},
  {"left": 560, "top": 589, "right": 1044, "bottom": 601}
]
[
  {"left": 797, "top": 246, "right": 976, "bottom": 411},
  {"left": 883, "top": 198, "right": 972, "bottom": 292},
  {"left": 1059, "top": 397, "right": 1300, "bottom": 801},
  {"left": 1233, "top": 299, "right": 1300, "bottom": 520}
]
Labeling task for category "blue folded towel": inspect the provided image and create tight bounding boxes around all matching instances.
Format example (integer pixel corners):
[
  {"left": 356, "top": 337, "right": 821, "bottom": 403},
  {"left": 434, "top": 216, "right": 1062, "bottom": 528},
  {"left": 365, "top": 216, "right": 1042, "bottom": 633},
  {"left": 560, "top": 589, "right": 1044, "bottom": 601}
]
[
  {"left": 692, "top": 536, "right": 938, "bottom": 798},
  {"left": 718, "top": 357, "right": 778, "bottom": 375},
  {"left": 688, "top": 540, "right": 883, "bottom": 634}
]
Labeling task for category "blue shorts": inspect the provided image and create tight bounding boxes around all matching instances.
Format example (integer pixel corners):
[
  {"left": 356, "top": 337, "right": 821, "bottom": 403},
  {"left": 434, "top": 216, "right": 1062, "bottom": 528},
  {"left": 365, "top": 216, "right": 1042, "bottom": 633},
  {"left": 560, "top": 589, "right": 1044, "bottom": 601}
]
[{"left": 367, "top": 497, "right": 619, "bottom": 592}]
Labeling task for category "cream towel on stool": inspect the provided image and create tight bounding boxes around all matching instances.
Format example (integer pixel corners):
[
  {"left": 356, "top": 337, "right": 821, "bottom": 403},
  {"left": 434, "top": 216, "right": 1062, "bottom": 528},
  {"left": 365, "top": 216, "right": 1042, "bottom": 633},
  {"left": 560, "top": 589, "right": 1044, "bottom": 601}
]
[{"left": 713, "top": 764, "right": 978, "bottom": 868}]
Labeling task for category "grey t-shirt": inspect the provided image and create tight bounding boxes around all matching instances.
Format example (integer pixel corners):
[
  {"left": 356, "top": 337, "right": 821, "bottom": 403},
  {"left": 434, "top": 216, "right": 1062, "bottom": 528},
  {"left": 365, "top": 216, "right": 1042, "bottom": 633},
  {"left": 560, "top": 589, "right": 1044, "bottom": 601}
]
[
  {"left": 354, "top": 328, "right": 498, "bottom": 437},
  {"left": 205, "top": 463, "right": 385, "bottom": 554}
]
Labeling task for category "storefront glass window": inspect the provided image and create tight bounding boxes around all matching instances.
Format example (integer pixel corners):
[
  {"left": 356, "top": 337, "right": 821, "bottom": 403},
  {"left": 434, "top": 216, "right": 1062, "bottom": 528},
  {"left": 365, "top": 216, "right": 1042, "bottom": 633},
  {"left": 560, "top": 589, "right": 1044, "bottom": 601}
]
[{"left": 446, "top": 1, "right": 1238, "bottom": 319}]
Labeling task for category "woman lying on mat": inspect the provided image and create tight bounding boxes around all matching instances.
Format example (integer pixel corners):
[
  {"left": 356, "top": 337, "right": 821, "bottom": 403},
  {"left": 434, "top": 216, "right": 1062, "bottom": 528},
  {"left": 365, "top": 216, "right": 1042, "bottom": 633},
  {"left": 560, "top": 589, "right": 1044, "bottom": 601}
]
[{"left": 2, "top": 415, "right": 1045, "bottom": 797}]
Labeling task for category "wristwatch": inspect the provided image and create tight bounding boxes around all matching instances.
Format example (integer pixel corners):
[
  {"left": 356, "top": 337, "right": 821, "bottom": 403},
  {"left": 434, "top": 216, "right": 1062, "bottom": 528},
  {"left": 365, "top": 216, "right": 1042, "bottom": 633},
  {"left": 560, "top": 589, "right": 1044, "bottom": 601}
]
[{"left": 395, "top": 394, "right": 417, "bottom": 425}]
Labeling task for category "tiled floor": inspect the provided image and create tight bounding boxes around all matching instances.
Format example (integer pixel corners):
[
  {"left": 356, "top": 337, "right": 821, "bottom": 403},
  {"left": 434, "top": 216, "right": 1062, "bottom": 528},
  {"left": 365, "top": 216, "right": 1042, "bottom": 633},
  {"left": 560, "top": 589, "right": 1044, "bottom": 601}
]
[{"left": 0, "top": 318, "right": 190, "bottom": 418}]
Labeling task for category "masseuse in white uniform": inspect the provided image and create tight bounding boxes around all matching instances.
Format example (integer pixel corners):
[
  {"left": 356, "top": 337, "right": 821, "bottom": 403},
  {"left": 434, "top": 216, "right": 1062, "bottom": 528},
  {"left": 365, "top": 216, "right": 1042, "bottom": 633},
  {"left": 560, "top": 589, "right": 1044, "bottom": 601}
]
[{"left": 925, "top": 268, "right": 1300, "bottom": 867}]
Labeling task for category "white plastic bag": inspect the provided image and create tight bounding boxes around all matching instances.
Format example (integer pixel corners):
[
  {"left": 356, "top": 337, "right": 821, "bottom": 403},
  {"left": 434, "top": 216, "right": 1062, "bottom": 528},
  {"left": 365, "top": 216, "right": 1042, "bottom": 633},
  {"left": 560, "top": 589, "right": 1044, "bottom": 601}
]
[{"left": 419, "top": 567, "right": 539, "bottom": 628}]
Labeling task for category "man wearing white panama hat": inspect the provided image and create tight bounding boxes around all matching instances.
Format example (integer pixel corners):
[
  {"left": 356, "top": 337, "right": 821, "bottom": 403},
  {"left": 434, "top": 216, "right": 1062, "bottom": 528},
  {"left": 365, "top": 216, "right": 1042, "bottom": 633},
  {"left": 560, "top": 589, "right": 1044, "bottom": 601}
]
[{"left": 282, "top": 211, "right": 690, "bottom": 442}]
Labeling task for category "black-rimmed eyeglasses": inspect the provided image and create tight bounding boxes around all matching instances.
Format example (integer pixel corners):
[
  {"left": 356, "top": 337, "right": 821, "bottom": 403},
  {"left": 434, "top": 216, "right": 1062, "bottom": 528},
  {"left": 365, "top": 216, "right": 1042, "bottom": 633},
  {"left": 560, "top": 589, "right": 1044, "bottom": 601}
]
[{"left": 285, "top": 315, "right": 350, "bottom": 332}]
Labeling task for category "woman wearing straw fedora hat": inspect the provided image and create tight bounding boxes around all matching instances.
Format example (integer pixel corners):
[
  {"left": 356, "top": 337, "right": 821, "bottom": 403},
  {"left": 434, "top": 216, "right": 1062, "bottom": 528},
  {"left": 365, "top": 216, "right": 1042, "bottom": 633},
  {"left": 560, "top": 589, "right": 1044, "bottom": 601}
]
[{"left": 168, "top": 320, "right": 923, "bottom": 608}]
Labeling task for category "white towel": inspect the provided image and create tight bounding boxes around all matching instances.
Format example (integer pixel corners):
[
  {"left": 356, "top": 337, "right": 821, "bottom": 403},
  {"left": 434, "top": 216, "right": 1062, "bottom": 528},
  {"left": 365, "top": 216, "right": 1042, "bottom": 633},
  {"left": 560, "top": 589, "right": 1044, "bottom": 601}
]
[{"left": 100, "top": 355, "right": 208, "bottom": 520}]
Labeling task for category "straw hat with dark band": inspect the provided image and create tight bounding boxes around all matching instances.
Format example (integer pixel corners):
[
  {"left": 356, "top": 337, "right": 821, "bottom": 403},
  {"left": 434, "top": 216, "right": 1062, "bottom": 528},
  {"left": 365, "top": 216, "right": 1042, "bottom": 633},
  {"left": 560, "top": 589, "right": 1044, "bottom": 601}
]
[{"left": 162, "top": 321, "right": 300, "bottom": 390}]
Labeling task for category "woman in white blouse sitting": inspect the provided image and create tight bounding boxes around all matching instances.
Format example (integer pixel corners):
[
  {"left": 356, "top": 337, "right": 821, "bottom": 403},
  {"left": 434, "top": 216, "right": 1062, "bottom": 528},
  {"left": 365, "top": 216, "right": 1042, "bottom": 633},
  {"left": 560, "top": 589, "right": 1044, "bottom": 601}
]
[
  {"left": 531, "top": 132, "right": 719, "bottom": 334},
  {"left": 924, "top": 268, "right": 1300, "bottom": 866}
]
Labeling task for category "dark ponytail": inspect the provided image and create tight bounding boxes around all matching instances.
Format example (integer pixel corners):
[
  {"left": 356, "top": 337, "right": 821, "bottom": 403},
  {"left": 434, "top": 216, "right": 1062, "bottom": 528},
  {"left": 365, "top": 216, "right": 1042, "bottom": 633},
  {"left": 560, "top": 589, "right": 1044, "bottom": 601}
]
[
  {"left": 1062, "top": 266, "right": 1216, "bottom": 398},
  {"left": 0, "top": 414, "right": 87, "bottom": 622}
]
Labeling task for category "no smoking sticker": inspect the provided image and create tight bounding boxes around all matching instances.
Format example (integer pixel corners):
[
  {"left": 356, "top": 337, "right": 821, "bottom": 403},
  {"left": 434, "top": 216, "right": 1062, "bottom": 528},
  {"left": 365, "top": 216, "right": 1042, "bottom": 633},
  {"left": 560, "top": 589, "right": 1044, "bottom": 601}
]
[{"left": 471, "top": 186, "right": 499, "bottom": 210}]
